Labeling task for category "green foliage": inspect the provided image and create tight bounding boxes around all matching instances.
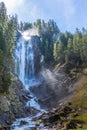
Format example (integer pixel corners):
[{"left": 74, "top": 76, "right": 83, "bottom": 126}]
[
  {"left": 33, "top": 18, "right": 87, "bottom": 66},
  {"left": 65, "top": 38, "right": 74, "bottom": 63},
  {"left": 0, "top": 2, "right": 16, "bottom": 93},
  {"left": 53, "top": 42, "right": 58, "bottom": 62},
  {"left": 34, "top": 19, "right": 60, "bottom": 62},
  {"left": 57, "top": 42, "right": 65, "bottom": 63},
  {"left": 18, "top": 21, "right": 33, "bottom": 31},
  {"left": 53, "top": 28, "right": 87, "bottom": 67},
  {"left": 69, "top": 75, "right": 87, "bottom": 128},
  {"left": 1, "top": 2, "right": 87, "bottom": 94}
]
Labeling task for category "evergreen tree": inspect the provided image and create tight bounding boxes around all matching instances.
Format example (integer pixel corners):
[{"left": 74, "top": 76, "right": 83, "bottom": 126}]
[
  {"left": 0, "top": 2, "right": 16, "bottom": 93},
  {"left": 65, "top": 38, "right": 74, "bottom": 63},
  {"left": 57, "top": 42, "right": 65, "bottom": 63},
  {"left": 81, "top": 28, "right": 87, "bottom": 65}
]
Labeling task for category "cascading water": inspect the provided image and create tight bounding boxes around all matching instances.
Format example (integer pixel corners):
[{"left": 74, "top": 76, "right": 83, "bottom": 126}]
[
  {"left": 15, "top": 30, "right": 40, "bottom": 90},
  {"left": 11, "top": 30, "right": 46, "bottom": 130}
]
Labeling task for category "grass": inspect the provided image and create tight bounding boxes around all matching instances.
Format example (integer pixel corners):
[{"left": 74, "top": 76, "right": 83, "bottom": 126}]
[
  {"left": 71, "top": 75, "right": 87, "bottom": 109},
  {"left": 68, "top": 72, "right": 87, "bottom": 129}
]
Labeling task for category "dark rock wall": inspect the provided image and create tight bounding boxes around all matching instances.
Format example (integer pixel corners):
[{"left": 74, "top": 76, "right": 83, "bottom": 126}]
[{"left": 31, "top": 36, "right": 41, "bottom": 74}]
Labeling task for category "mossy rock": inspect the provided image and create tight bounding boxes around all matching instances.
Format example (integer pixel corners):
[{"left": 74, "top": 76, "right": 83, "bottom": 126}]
[{"left": 0, "top": 96, "right": 10, "bottom": 112}]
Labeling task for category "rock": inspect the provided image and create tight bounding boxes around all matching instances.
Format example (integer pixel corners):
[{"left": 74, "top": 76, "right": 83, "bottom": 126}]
[
  {"left": 73, "top": 112, "right": 79, "bottom": 117},
  {"left": 51, "top": 108, "right": 58, "bottom": 114},
  {"left": 0, "top": 96, "right": 10, "bottom": 112},
  {"left": 0, "top": 76, "right": 31, "bottom": 128},
  {"left": 77, "top": 123, "right": 82, "bottom": 128},
  {"left": 26, "top": 127, "right": 37, "bottom": 130},
  {"left": 25, "top": 128, "right": 36, "bottom": 130},
  {"left": 42, "top": 113, "right": 60, "bottom": 124},
  {"left": 67, "top": 116, "right": 72, "bottom": 120},
  {"left": 22, "top": 94, "right": 30, "bottom": 100},
  {"left": 20, "top": 120, "right": 28, "bottom": 125},
  {"left": 31, "top": 36, "right": 41, "bottom": 74},
  {"left": 68, "top": 102, "right": 72, "bottom": 106},
  {"left": 66, "top": 120, "right": 77, "bottom": 129},
  {"left": 62, "top": 126, "right": 67, "bottom": 130},
  {"left": 24, "top": 106, "right": 31, "bottom": 113},
  {"left": 49, "top": 114, "right": 60, "bottom": 123},
  {"left": 31, "top": 127, "right": 37, "bottom": 130},
  {"left": 63, "top": 106, "right": 72, "bottom": 114},
  {"left": 60, "top": 111, "right": 66, "bottom": 117}
]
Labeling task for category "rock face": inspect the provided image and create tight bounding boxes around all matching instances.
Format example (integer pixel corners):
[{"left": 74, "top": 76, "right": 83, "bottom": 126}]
[
  {"left": 29, "top": 67, "right": 75, "bottom": 110},
  {"left": 0, "top": 75, "right": 31, "bottom": 129},
  {"left": 31, "top": 36, "right": 41, "bottom": 74}
]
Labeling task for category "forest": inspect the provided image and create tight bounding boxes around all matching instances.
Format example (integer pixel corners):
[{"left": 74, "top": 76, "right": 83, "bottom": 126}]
[{"left": 18, "top": 17, "right": 87, "bottom": 66}]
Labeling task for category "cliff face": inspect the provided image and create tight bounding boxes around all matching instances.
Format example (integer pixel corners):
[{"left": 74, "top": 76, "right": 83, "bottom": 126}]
[
  {"left": 31, "top": 36, "right": 41, "bottom": 74},
  {"left": 0, "top": 75, "right": 31, "bottom": 129},
  {"left": 1, "top": 63, "right": 87, "bottom": 130},
  {"left": 0, "top": 32, "right": 42, "bottom": 129}
]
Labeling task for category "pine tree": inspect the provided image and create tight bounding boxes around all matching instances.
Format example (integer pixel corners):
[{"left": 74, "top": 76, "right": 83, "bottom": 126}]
[
  {"left": 65, "top": 38, "right": 73, "bottom": 63},
  {"left": 0, "top": 2, "right": 16, "bottom": 93},
  {"left": 81, "top": 28, "right": 87, "bottom": 65}
]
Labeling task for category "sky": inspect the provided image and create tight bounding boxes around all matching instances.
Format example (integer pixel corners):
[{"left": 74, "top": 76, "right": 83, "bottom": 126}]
[{"left": 0, "top": 0, "right": 87, "bottom": 32}]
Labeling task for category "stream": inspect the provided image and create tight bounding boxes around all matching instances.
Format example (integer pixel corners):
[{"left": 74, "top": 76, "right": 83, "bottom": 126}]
[{"left": 11, "top": 87, "right": 47, "bottom": 130}]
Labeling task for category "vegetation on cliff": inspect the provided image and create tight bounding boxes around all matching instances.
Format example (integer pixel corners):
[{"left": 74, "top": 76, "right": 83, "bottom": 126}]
[
  {"left": 18, "top": 19, "right": 87, "bottom": 69},
  {"left": 0, "top": 2, "right": 16, "bottom": 93}
]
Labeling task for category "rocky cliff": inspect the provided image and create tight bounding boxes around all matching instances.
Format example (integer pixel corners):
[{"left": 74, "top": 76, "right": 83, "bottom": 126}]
[{"left": 0, "top": 75, "right": 31, "bottom": 129}]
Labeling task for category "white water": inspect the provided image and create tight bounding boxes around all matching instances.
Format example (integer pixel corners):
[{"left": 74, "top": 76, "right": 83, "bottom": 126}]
[
  {"left": 12, "top": 30, "right": 46, "bottom": 130},
  {"left": 11, "top": 113, "right": 44, "bottom": 130},
  {"left": 15, "top": 33, "right": 35, "bottom": 89}
]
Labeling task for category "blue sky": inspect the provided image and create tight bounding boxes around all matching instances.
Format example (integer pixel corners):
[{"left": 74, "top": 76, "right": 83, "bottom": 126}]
[{"left": 1, "top": 0, "right": 87, "bottom": 32}]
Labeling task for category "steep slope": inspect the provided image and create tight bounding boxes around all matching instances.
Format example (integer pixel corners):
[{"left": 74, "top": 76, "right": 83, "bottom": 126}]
[
  {"left": 44, "top": 67, "right": 87, "bottom": 130},
  {"left": 69, "top": 70, "right": 87, "bottom": 129},
  {"left": 0, "top": 75, "right": 31, "bottom": 129}
]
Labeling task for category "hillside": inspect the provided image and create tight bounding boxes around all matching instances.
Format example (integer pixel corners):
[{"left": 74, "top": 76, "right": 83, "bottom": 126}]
[
  {"left": 69, "top": 70, "right": 87, "bottom": 129},
  {"left": 42, "top": 67, "right": 87, "bottom": 130}
]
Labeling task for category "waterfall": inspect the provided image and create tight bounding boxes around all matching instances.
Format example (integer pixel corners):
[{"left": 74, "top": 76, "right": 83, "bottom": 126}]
[
  {"left": 14, "top": 30, "right": 36, "bottom": 89},
  {"left": 11, "top": 30, "right": 47, "bottom": 130}
]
